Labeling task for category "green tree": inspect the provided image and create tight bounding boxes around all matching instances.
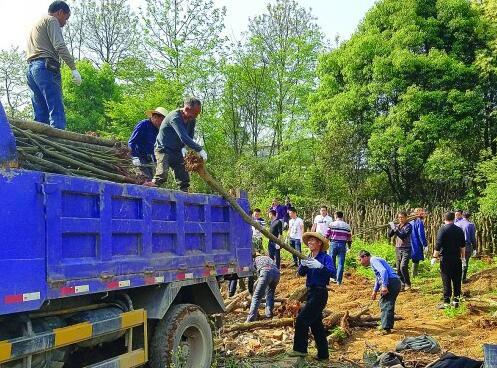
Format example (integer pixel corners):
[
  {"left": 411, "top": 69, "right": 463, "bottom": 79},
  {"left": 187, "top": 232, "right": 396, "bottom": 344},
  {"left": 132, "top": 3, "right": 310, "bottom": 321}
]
[
  {"left": 0, "top": 47, "right": 30, "bottom": 117},
  {"left": 62, "top": 60, "right": 121, "bottom": 134},
  {"left": 247, "top": 0, "right": 323, "bottom": 154},
  {"left": 312, "top": 0, "right": 486, "bottom": 203},
  {"left": 141, "top": 0, "right": 226, "bottom": 92},
  {"left": 65, "top": 0, "right": 140, "bottom": 68}
]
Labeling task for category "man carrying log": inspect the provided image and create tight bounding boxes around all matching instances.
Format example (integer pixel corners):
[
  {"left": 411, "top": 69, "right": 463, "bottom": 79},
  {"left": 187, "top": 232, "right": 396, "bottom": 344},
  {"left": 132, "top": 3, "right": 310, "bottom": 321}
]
[
  {"left": 358, "top": 250, "right": 401, "bottom": 335},
  {"left": 152, "top": 97, "right": 207, "bottom": 191},
  {"left": 26, "top": 1, "right": 82, "bottom": 130},
  {"left": 388, "top": 211, "right": 413, "bottom": 291},
  {"left": 290, "top": 232, "right": 335, "bottom": 361},
  {"left": 246, "top": 254, "right": 280, "bottom": 322},
  {"left": 128, "top": 107, "right": 166, "bottom": 180}
]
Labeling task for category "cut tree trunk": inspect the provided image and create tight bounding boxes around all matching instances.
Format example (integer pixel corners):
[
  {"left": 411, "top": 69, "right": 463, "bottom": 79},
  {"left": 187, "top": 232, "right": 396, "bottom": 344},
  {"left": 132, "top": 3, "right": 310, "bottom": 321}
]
[
  {"left": 9, "top": 118, "right": 118, "bottom": 147},
  {"left": 225, "top": 290, "right": 250, "bottom": 313},
  {"left": 185, "top": 153, "right": 306, "bottom": 260},
  {"left": 287, "top": 285, "right": 307, "bottom": 302},
  {"left": 225, "top": 318, "right": 294, "bottom": 332}
]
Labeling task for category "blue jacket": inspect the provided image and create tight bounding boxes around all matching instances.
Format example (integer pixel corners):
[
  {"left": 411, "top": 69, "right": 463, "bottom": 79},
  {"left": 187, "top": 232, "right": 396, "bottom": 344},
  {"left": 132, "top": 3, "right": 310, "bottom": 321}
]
[
  {"left": 410, "top": 218, "right": 427, "bottom": 262},
  {"left": 370, "top": 256, "right": 399, "bottom": 292},
  {"left": 298, "top": 251, "right": 336, "bottom": 288},
  {"left": 128, "top": 119, "right": 159, "bottom": 159}
]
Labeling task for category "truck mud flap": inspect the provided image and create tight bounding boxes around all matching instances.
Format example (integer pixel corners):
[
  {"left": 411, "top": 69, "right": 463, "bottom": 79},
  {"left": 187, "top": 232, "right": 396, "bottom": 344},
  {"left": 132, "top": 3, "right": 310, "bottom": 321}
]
[{"left": 0, "top": 309, "right": 147, "bottom": 366}]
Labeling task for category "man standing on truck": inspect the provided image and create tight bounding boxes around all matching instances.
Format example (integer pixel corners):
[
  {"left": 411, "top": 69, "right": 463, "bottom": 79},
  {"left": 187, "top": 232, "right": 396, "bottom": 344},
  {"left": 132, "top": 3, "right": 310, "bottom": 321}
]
[
  {"left": 152, "top": 97, "right": 207, "bottom": 191},
  {"left": 128, "top": 107, "right": 166, "bottom": 180},
  {"left": 26, "top": 1, "right": 82, "bottom": 130}
]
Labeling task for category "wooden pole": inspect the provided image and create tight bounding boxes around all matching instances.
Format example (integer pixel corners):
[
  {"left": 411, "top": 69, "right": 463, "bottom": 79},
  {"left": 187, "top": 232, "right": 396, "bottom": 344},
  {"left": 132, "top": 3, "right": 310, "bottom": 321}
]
[
  {"left": 185, "top": 153, "right": 307, "bottom": 260},
  {"left": 8, "top": 117, "right": 118, "bottom": 147}
]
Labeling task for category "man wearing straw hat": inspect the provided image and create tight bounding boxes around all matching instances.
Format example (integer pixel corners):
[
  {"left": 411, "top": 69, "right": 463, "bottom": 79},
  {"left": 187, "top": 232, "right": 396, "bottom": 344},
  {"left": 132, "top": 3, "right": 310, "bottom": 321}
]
[
  {"left": 152, "top": 97, "right": 207, "bottom": 191},
  {"left": 128, "top": 107, "right": 166, "bottom": 180},
  {"left": 289, "top": 232, "right": 335, "bottom": 361}
]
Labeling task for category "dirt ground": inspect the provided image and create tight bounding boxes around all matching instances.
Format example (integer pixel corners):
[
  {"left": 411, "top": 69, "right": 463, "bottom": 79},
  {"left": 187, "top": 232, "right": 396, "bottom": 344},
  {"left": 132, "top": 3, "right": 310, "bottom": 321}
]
[{"left": 215, "top": 261, "right": 497, "bottom": 367}]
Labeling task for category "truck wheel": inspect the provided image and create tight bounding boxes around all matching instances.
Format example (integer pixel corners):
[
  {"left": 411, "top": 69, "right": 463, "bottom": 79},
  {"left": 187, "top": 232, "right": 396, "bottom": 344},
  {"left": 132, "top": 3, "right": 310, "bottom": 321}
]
[{"left": 150, "top": 303, "right": 212, "bottom": 368}]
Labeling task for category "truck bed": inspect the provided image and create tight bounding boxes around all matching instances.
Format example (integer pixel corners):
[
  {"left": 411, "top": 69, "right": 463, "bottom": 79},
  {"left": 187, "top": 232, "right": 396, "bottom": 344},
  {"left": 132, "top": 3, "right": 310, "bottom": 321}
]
[{"left": 0, "top": 169, "right": 252, "bottom": 316}]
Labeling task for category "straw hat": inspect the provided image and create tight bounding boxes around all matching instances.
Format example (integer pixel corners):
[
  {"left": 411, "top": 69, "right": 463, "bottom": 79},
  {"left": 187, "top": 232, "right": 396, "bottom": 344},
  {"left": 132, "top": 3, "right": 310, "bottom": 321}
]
[
  {"left": 302, "top": 232, "right": 330, "bottom": 251},
  {"left": 145, "top": 107, "right": 168, "bottom": 117}
]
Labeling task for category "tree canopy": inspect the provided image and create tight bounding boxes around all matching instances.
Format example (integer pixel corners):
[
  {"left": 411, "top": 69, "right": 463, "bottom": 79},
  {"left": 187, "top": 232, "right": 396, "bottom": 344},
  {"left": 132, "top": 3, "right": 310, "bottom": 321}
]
[{"left": 3, "top": 0, "right": 497, "bottom": 215}]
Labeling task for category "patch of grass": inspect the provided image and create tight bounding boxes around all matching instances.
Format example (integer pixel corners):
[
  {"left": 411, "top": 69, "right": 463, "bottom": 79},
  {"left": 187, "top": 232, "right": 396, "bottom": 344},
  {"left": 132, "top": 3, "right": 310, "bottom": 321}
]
[
  {"left": 443, "top": 303, "right": 468, "bottom": 318},
  {"left": 347, "top": 239, "right": 397, "bottom": 279}
]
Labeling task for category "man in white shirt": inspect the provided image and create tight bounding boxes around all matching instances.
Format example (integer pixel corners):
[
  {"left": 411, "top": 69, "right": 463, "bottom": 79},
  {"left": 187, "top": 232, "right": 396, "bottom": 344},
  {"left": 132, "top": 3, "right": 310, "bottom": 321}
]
[
  {"left": 288, "top": 207, "right": 304, "bottom": 266},
  {"left": 311, "top": 206, "right": 333, "bottom": 237}
]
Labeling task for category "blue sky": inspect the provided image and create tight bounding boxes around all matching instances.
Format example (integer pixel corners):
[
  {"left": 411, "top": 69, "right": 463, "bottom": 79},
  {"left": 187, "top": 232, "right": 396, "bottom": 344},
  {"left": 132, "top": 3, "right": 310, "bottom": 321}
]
[{"left": 0, "top": 0, "right": 377, "bottom": 50}]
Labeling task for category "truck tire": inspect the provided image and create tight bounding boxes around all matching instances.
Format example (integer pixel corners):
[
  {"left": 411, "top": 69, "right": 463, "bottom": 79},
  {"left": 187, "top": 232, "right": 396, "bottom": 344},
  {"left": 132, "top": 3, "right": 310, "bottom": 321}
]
[{"left": 150, "top": 303, "right": 212, "bottom": 368}]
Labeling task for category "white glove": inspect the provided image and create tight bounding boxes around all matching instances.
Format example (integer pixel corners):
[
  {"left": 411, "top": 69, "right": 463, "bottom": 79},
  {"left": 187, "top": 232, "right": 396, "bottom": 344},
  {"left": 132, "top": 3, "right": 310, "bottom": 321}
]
[
  {"left": 131, "top": 157, "right": 141, "bottom": 166},
  {"left": 346, "top": 246, "right": 350, "bottom": 254},
  {"left": 472, "top": 249, "right": 477, "bottom": 257},
  {"left": 181, "top": 147, "right": 187, "bottom": 157},
  {"left": 275, "top": 244, "right": 280, "bottom": 250},
  {"left": 423, "top": 246, "right": 428, "bottom": 254},
  {"left": 430, "top": 258, "right": 437, "bottom": 266},
  {"left": 388, "top": 222, "right": 396, "bottom": 230},
  {"left": 303, "top": 258, "right": 323, "bottom": 269},
  {"left": 461, "top": 258, "right": 467, "bottom": 267},
  {"left": 72, "top": 69, "right": 82, "bottom": 86},
  {"left": 199, "top": 149, "right": 208, "bottom": 161}
]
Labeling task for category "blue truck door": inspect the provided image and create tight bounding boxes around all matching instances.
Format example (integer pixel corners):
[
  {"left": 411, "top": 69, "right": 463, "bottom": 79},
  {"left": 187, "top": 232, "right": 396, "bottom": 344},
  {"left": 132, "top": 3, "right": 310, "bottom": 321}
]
[{"left": 44, "top": 174, "right": 106, "bottom": 282}]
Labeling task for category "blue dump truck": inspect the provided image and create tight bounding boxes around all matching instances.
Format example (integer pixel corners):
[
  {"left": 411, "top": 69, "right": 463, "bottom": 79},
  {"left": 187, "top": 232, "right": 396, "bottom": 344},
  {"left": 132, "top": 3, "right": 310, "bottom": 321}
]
[{"left": 0, "top": 103, "right": 253, "bottom": 368}]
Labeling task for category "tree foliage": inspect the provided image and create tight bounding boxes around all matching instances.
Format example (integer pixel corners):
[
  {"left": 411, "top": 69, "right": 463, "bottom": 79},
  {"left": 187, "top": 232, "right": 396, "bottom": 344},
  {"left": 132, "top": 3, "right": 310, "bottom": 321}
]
[
  {"left": 0, "top": 47, "right": 30, "bottom": 117},
  {"left": 312, "top": 0, "right": 486, "bottom": 204},
  {"left": 64, "top": 0, "right": 140, "bottom": 68},
  {"left": 5, "top": 0, "right": 497, "bottom": 215}
]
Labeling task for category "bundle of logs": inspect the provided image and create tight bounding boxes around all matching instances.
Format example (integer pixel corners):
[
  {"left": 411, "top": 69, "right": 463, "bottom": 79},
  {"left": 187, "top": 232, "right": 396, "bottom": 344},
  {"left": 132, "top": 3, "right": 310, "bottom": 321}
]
[
  {"left": 9, "top": 118, "right": 145, "bottom": 184},
  {"left": 222, "top": 285, "right": 402, "bottom": 337}
]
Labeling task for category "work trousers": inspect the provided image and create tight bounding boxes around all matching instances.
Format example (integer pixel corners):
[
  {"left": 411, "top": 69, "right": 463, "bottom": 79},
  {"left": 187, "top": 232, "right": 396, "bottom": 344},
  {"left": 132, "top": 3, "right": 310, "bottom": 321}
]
[
  {"left": 137, "top": 156, "right": 155, "bottom": 180},
  {"left": 268, "top": 241, "right": 281, "bottom": 269},
  {"left": 152, "top": 150, "right": 190, "bottom": 191},
  {"left": 440, "top": 257, "right": 462, "bottom": 304},
  {"left": 228, "top": 276, "right": 254, "bottom": 297},
  {"left": 462, "top": 247, "right": 473, "bottom": 282},
  {"left": 293, "top": 287, "right": 329, "bottom": 359},
  {"left": 330, "top": 241, "right": 347, "bottom": 284},
  {"left": 379, "top": 277, "right": 401, "bottom": 330},
  {"left": 246, "top": 268, "right": 280, "bottom": 322},
  {"left": 412, "top": 260, "right": 420, "bottom": 277},
  {"left": 289, "top": 238, "right": 302, "bottom": 266},
  {"left": 26, "top": 59, "right": 66, "bottom": 130},
  {"left": 395, "top": 247, "right": 411, "bottom": 287}
]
